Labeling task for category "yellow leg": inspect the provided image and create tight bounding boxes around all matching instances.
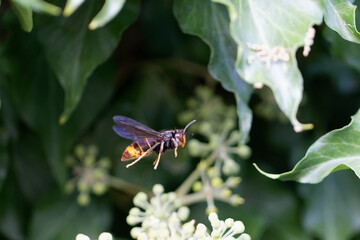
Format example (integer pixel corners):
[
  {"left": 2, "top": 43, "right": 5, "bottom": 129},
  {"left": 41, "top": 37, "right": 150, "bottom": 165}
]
[
  {"left": 171, "top": 138, "right": 178, "bottom": 157},
  {"left": 126, "top": 142, "right": 160, "bottom": 168},
  {"left": 153, "top": 141, "right": 164, "bottom": 170}
]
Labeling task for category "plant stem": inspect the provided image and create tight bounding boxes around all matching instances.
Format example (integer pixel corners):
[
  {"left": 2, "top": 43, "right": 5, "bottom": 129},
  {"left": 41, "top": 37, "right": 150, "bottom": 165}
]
[{"left": 175, "top": 149, "right": 219, "bottom": 197}]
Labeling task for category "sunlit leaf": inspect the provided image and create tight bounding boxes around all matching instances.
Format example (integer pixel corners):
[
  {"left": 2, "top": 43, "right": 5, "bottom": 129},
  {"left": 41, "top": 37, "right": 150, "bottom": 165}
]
[
  {"left": 174, "top": 0, "right": 252, "bottom": 144},
  {"left": 37, "top": 0, "right": 139, "bottom": 124},
  {"left": 254, "top": 109, "right": 360, "bottom": 183},
  {"left": 324, "top": 0, "right": 360, "bottom": 43},
  {"left": 212, "top": 0, "right": 323, "bottom": 132},
  {"left": 89, "top": 0, "right": 126, "bottom": 30},
  {"left": 301, "top": 171, "right": 360, "bottom": 240},
  {"left": 10, "top": 0, "right": 33, "bottom": 32}
]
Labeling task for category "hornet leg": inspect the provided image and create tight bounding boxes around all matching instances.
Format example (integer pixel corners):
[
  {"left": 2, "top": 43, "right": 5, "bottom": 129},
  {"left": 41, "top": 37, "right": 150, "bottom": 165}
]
[
  {"left": 153, "top": 141, "right": 164, "bottom": 170},
  {"left": 126, "top": 142, "right": 160, "bottom": 168},
  {"left": 171, "top": 138, "right": 178, "bottom": 157}
]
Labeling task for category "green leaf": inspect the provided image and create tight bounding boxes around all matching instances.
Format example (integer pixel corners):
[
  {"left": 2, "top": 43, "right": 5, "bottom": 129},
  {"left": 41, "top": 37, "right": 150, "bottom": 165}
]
[
  {"left": 30, "top": 195, "right": 111, "bottom": 240},
  {"left": 213, "top": 0, "right": 323, "bottom": 132},
  {"left": 37, "top": 0, "right": 139, "bottom": 124},
  {"left": 324, "top": 0, "right": 360, "bottom": 43},
  {"left": 11, "top": 0, "right": 61, "bottom": 16},
  {"left": 3, "top": 24, "right": 119, "bottom": 185},
  {"left": 0, "top": 177, "right": 27, "bottom": 240},
  {"left": 254, "top": 109, "right": 360, "bottom": 183},
  {"left": 63, "top": 0, "right": 86, "bottom": 17},
  {"left": 10, "top": 0, "right": 33, "bottom": 32},
  {"left": 301, "top": 171, "right": 360, "bottom": 240},
  {"left": 89, "top": 0, "right": 126, "bottom": 30},
  {"left": 174, "top": 0, "right": 253, "bottom": 144},
  {"left": 325, "top": 7, "right": 360, "bottom": 73}
]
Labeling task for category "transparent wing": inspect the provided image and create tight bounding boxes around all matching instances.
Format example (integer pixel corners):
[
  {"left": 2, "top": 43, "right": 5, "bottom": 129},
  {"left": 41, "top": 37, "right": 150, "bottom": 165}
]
[{"left": 112, "top": 115, "right": 161, "bottom": 140}]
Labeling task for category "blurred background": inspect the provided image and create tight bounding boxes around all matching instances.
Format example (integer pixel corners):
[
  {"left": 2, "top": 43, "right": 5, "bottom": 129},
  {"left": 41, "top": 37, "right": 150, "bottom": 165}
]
[{"left": 1, "top": 0, "right": 360, "bottom": 240}]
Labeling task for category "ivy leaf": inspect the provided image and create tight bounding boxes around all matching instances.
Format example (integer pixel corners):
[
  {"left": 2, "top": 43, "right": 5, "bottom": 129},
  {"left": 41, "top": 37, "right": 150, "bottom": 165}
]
[
  {"left": 325, "top": 1, "right": 360, "bottom": 73},
  {"left": 212, "top": 0, "right": 323, "bottom": 132},
  {"left": 37, "top": 0, "right": 139, "bottom": 124},
  {"left": 11, "top": 0, "right": 61, "bottom": 16},
  {"left": 30, "top": 195, "right": 111, "bottom": 240},
  {"left": 254, "top": 109, "right": 360, "bottom": 183},
  {"left": 301, "top": 171, "right": 360, "bottom": 240},
  {"left": 324, "top": 0, "right": 360, "bottom": 44},
  {"left": 89, "top": 0, "right": 126, "bottom": 30},
  {"left": 10, "top": 0, "right": 33, "bottom": 32},
  {"left": 63, "top": 0, "right": 86, "bottom": 17},
  {"left": 3, "top": 23, "right": 120, "bottom": 185},
  {"left": 174, "top": 0, "right": 253, "bottom": 144}
]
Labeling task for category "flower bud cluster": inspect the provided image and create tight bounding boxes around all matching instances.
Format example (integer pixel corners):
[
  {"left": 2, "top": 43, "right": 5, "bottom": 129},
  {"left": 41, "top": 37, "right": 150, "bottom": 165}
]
[
  {"left": 179, "top": 87, "right": 238, "bottom": 138},
  {"left": 127, "top": 199, "right": 252, "bottom": 240},
  {"left": 65, "top": 144, "right": 111, "bottom": 206},
  {"left": 75, "top": 232, "right": 113, "bottom": 240},
  {"left": 127, "top": 184, "right": 193, "bottom": 239},
  {"left": 191, "top": 162, "right": 244, "bottom": 212}
]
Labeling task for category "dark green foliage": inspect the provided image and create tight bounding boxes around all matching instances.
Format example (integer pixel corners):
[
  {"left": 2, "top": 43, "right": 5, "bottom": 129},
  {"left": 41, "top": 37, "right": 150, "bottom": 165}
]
[{"left": 1, "top": 0, "right": 360, "bottom": 239}]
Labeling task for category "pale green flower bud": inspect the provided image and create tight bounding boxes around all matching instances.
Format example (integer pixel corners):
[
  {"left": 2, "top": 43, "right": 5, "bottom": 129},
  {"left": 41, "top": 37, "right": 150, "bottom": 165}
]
[
  {"left": 142, "top": 218, "right": 152, "bottom": 228},
  {"left": 137, "top": 232, "right": 148, "bottom": 240},
  {"left": 77, "top": 192, "right": 90, "bottom": 206},
  {"left": 211, "top": 229, "right": 221, "bottom": 239},
  {"left": 236, "top": 145, "right": 251, "bottom": 158},
  {"left": 188, "top": 139, "right": 209, "bottom": 157},
  {"left": 98, "top": 232, "right": 112, "bottom": 240},
  {"left": 84, "top": 155, "right": 95, "bottom": 167},
  {"left": 208, "top": 212, "right": 220, "bottom": 228},
  {"left": 126, "top": 215, "right": 141, "bottom": 226},
  {"left": 167, "top": 192, "right": 177, "bottom": 202},
  {"left": 177, "top": 206, "right": 190, "bottom": 221},
  {"left": 206, "top": 206, "right": 218, "bottom": 215},
  {"left": 207, "top": 167, "right": 216, "bottom": 178},
  {"left": 92, "top": 182, "right": 106, "bottom": 195},
  {"left": 133, "top": 192, "right": 148, "bottom": 207},
  {"left": 197, "top": 161, "right": 208, "bottom": 170},
  {"left": 221, "top": 188, "right": 232, "bottom": 199},
  {"left": 194, "top": 223, "right": 207, "bottom": 238},
  {"left": 225, "top": 218, "right": 234, "bottom": 228},
  {"left": 182, "top": 219, "right": 195, "bottom": 234},
  {"left": 239, "top": 233, "right": 251, "bottom": 240},
  {"left": 232, "top": 221, "right": 245, "bottom": 234},
  {"left": 230, "top": 194, "right": 245, "bottom": 206},
  {"left": 75, "top": 145, "right": 85, "bottom": 159},
  {"left": 168, "top": 212, "right": 180, "bottom": 224},
  {"left": 152, "top": 184, "right": 164, "bottom": 195},
  {"left": 192, "top": 181, "right": 202, "bottom": 192},
  {"left": 174, "top": 198, "right": 183, "bottom": 208},
  {"left": 75, "top": 233, "right": 90, "bottom": 240},
  {"left": 227, "top": 176, "right": 241, "bottom": 188},
  {"left": 222, "top": 159, "right": 240, "bottom": 175},
  {"left": 130, "top": 227, "right": 142, "bottom": 239},
  {"left": 78, "top": 179, "right": 90, "bottom": 192},
  {"left": 93, "top": 168, "right": 104, "bottom": 180},
  {"left": 129, "top": 207, "right": 141, "bottom": 216},
  {"left": 211, "top": 177, "right": 223, "bottom": 188}
]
